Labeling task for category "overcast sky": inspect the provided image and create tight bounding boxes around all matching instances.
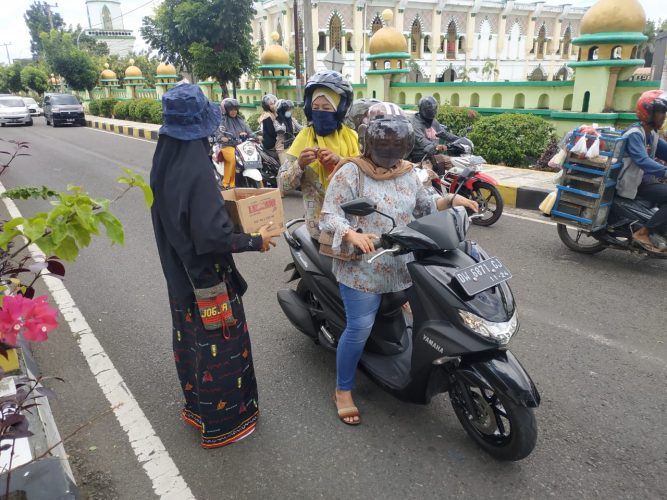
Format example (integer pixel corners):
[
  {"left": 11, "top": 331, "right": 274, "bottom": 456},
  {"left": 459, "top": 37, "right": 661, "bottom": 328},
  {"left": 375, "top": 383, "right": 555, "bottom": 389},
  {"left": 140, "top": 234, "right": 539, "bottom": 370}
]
[{"left": 0, "top": 0, "right": 664, "bottom": 63}]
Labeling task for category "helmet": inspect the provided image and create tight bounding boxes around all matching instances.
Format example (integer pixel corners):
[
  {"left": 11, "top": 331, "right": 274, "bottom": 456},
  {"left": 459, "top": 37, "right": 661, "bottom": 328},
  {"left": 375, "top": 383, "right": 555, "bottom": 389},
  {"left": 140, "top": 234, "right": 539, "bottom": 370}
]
[
  {"left": 636, "top": 90, "right": 667, "bottom": 126},
  {"left": 304, "top": 70, "right": 354, "bottom": 122},
  {"left": 222, "top": 98, "right": 240, "bottom": 115},
  {"left": 276, "top": 99, "right": 294, "bottom": 117},
  {"left": 418, "top": 96, "right": 438, "bottom": 122},
  {"left": 343, "top": 98, "right": 381, "bottom": 131},
  {"left": 262, "top": 94, "right": 278, "bottom": 112},
  {"left": 363, "top": 102, "right": 415, "bottom": 169}
]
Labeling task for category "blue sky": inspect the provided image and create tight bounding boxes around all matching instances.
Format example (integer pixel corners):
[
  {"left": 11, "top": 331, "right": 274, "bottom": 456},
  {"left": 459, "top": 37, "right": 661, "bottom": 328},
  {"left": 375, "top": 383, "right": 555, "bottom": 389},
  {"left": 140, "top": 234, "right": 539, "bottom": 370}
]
[{"left": 0, "top": 0, "right": 664, "bottom": 63}]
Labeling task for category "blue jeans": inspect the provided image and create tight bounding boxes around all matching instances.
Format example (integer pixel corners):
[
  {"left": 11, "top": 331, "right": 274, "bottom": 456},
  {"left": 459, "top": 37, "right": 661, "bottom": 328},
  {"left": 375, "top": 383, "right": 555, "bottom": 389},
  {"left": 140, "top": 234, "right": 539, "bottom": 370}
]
[{"left": 337, "top": 284, "right": 382, "bottom": 391}]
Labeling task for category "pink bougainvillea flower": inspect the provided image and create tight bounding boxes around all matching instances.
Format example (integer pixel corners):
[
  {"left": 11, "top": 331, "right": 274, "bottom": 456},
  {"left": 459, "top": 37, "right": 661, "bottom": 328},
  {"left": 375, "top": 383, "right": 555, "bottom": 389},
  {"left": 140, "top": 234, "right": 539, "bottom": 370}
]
[
  {"left": 0, "top": 294, "right": 34, "bottom": 346},
  {"left": 22, "top": 296, "right": 59, "bottom": 343}
]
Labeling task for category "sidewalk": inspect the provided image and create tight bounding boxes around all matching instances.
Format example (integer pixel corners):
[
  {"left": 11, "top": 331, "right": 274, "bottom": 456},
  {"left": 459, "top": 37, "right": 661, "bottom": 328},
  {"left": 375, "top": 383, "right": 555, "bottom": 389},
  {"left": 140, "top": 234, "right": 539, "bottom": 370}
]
[{"left": 86, "top": 115, "right": 554, "bottom": 210}]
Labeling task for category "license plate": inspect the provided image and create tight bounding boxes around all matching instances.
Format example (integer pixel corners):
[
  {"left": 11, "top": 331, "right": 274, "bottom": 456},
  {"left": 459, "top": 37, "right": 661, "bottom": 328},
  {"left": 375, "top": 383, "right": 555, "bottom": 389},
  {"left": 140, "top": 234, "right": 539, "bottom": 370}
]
[{"left": 454, "top": 257, "right": 512, "bottom": 296}]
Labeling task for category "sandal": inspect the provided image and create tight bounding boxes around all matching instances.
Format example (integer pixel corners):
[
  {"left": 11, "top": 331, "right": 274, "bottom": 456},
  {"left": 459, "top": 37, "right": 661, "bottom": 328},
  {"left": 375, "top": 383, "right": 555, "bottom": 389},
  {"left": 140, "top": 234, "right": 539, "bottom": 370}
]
[
  {"left": 334, "top": 394, "right": 361, "bottom": 426},
  {"left": 633, "top": 238, "right": 662, "bottom": 254}
]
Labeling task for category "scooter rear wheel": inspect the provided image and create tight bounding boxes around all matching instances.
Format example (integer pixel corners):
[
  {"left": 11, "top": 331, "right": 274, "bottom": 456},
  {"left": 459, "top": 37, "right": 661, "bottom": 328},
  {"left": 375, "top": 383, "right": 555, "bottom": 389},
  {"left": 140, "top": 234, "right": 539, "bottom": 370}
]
[
  {"left": 449, "top": 377, "right": 537, "bottom": 461},
  {"left": 557, "top": 223, "right": 606, "bottom": 254}
]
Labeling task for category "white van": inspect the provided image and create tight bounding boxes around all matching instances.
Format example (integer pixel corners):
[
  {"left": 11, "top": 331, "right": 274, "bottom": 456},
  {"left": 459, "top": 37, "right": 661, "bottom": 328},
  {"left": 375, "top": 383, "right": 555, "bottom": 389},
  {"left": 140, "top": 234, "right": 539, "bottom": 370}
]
[{"left": 0, "top": 96, "right": 33, "bottom": 126}]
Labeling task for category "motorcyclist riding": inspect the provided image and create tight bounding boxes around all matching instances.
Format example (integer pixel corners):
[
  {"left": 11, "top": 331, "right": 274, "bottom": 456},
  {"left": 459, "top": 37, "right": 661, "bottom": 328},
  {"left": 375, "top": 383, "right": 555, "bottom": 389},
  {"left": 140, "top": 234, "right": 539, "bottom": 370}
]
[
  {"left": 408, "top": 96, "right": 460, "bottom": 174},
  {"left": 215, "top": 98, "right": 255, "bottom": 188},
  {"left": 616, "top": 90, "right": 667, "bottom": 252}
]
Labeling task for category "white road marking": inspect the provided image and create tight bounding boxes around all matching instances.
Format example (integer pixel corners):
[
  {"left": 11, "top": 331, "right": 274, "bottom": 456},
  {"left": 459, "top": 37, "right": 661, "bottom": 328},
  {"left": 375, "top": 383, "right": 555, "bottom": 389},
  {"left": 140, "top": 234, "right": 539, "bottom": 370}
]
[
  {"left": 84, "top": 125, "right": 158, "bottom": 144},
  {"left": 503, "top": 211, "right": 557, "bottom": 226},
  {"left": 0, "top": 182, "right": 195, "bottom": 500}
]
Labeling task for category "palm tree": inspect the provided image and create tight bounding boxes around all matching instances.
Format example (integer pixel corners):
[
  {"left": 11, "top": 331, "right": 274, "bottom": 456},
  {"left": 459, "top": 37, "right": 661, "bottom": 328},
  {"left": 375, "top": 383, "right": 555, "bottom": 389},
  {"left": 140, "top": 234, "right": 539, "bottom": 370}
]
[{"left": 482, "top": 60, "right": 500, "bottom": 81}]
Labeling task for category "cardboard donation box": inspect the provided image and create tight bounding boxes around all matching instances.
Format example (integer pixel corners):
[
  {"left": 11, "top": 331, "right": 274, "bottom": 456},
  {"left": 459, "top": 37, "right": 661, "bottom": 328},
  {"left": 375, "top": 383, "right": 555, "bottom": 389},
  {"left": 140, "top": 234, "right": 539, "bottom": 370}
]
[{"left": 221, "top": 188, "right": 285, "bottom": 233}]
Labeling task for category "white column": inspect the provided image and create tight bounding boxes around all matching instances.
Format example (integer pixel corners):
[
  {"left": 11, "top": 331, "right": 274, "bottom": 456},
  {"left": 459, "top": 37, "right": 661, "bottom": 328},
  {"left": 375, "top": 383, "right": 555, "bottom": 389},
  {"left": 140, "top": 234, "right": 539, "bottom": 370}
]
[{"left": 431, "top": 8, "right": 441, "bottom": 82}]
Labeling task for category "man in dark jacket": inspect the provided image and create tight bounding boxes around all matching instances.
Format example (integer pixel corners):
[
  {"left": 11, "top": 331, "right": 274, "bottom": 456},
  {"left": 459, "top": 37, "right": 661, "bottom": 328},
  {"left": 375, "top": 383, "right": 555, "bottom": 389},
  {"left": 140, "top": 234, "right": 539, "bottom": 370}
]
[{"left": 408, "top": 96, "right": 460, "bottom": 170}]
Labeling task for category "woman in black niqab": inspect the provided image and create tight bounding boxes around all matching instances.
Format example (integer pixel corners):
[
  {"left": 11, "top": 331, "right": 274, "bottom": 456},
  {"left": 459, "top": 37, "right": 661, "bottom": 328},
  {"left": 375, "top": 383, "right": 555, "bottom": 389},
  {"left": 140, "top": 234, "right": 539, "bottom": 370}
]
[{"left": 150, "top": 84, "right": 277, "bottom": 448}]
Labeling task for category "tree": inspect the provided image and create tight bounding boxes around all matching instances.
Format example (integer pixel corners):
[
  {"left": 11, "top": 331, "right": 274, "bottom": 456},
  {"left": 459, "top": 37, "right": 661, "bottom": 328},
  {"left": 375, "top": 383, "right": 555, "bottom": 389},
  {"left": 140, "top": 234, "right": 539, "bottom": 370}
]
[
  {"left": 20, "top": 65, "right": 49, "bottom": 95},
  {"left": 482, "top": 60, "right": 500, "bottom": 81},
  {"left": 638, "top": 19, "right": 667, "bottom": 68},
  {"left": 2, "top": 63, "right": 26, "bottom": 93},
  {"left": 24, "top": 1, "right": 65, "bottom": 58},
  {"left": 40, "top": 30, "right": 99, "bottom": 91},
  {"left": 141, "top": 0, "right": 257, "bottom": 97}
]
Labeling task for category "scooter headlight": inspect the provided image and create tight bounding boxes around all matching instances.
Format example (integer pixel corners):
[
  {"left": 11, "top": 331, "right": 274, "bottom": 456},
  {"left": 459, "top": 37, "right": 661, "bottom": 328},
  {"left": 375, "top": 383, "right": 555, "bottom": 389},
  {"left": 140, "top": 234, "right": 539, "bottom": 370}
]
[{"left": 458, "top": 310, "right": 518, "bottom": 345}]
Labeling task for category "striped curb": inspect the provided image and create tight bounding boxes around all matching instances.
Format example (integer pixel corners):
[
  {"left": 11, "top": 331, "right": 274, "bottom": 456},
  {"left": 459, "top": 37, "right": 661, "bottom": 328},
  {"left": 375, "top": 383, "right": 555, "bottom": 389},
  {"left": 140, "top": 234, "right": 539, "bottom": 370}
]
[
  {"left": 83, "top": 118, "right": 551, "bottom": 211},
  {"left": 86, "top": 118, "right": 159, "bottom": 141}
]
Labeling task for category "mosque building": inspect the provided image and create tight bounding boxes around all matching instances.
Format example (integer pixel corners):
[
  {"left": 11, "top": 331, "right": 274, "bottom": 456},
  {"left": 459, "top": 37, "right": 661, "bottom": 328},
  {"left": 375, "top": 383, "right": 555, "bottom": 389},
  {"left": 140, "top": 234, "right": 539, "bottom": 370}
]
[
  {"left": 84, "top": 0, "right": 136, "bottom": 56},
  {"left": 252, "top": 0, "right": 595, "bottom": 84}
]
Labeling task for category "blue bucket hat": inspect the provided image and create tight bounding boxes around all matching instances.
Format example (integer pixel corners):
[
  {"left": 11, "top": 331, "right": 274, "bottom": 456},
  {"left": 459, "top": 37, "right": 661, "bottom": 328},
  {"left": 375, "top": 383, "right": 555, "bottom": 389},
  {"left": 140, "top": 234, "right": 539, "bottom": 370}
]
[{"left": 159, "top": 84, "right": 221, "bottom": 141}]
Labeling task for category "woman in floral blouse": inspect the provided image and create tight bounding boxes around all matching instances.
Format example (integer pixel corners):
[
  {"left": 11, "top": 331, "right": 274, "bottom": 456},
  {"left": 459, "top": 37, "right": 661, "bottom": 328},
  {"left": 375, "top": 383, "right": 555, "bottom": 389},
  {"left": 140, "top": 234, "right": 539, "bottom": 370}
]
[{"left": 319, "top": 103, "right": 478, "bottom": 425}]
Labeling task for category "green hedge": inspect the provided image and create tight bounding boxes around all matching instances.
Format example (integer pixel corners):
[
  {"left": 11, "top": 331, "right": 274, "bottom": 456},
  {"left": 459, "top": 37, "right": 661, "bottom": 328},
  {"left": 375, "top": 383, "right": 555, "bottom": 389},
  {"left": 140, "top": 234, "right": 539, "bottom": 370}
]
[
  {"left": 436, "top": 106, "right": 479, "bottom": 136},
  {"left": 246, "top": 112, "right": 262, "bottom": 132},
  {"left": 112, "top": 101, "right": 131, "bottom": 120},
  {"left": 469, "top": 114, "right": 557, "bottom": 168},
  {"left": 88, "top": 97, "right": 162, "bottom": 124}
]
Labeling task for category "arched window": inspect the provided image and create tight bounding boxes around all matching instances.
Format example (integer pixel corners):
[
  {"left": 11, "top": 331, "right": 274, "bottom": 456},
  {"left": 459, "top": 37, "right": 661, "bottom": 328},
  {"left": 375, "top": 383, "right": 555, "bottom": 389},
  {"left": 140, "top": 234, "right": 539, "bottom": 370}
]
[
  {"left": 398, "top": 92, "right": 406, "bottom": 104},
  {"left": 424, "top": 35, "right": 431, "bottom": 54},
  {"left": 451, "top": 93, "right": 460, "bottom": 106},
  {"left": 371, "top": 14, "right": 383, "bottom": 34},
  {"left": 538, "top": 94, "right": 549, "bottom": 109},
  {"left": 444, "top": 68, "right": 456, "bottom": 82},
  {"left": 459, "top": 36, "right": 466, "bottom": 53},
  {"left": 562, "top": 26, "right": 572, "bottom": 57},
  {"left": 470, "top": 93, "right": 480, "bottom": 107},
  {"left": 563, "top": 94, "right": 573, "bottom": 111},
  {"left": 611, "top": 46, "right": 622, "bottom": 59},
  {"left": 446, "top": 21, "right": 457, "bottom": 59},
  {"left": 411, "top": 19, "right": 422, "bottom": 58},
  {"left": 346, "top": 33, "right": 354, "bottom": 53},
  {"left": 508, "top": 22, "right": 521, "bottom": 60},
  {"left": 415, "top": 93, "right": 422, "bottom": 105},
  {"left": 536, "top": 25, "right": 547, "bottom": 60},
  {"left": 582, "top": 91, "right": 590, "bottom": 112},
  {"left": 478, "top": 20, "right": 491, "bottom": 60},
  {"left": 631, "top": 47, "right": 638, "bottom": 59},
  {"left": 514, "top": 93, "right": 525, "bottom": 109},
  {"left": 398, "top": 60, "right": 402, "bottom": 69},
  {"left": 384, "top": 60, "right": 391, "bottom": 70},
  {"left": 492, "top": 93, "right": 502, "bottom": 107},
  {"left": 433, "top": 93, "right": 441, "bottom": 104},
  {"left": 317, "top": 32, "right": 326, "bottom": 52},
  {"left": 102, "top": 5, "right": 113, "bottom": 30},
  {"left": 329, "top": 14, "right": 343, "bottom": 52},
  {"left": 588, "top": 46, "right": 599, "bottom": 61}
]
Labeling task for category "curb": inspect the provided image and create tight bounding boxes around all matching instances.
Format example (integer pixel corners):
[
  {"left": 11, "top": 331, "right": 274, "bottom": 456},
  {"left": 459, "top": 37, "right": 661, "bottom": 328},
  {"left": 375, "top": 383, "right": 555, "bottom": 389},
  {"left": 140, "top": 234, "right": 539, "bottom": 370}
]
[
  {"left": 86, "top": 118, "right": 158, "bottom": 141},
  {"left": 83, "top": 117, "right": 552, "bottom": 211},
  {"left": 496, "top": 183, "right": 552, "bottom": 211}
]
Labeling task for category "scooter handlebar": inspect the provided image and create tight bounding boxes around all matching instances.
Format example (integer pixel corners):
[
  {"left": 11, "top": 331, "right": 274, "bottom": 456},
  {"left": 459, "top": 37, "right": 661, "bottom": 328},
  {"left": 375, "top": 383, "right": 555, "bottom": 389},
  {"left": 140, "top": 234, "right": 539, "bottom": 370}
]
[{"left": 353, "top": 238, "right": 384, "bottom": 256}]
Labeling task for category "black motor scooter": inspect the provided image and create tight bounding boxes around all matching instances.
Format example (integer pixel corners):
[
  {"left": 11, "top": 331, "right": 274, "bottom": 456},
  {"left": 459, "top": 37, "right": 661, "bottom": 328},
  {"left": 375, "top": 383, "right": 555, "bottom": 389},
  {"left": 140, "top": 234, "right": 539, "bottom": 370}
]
[{"left": 277, "top": 200, "right": 540, "bottom": 461}]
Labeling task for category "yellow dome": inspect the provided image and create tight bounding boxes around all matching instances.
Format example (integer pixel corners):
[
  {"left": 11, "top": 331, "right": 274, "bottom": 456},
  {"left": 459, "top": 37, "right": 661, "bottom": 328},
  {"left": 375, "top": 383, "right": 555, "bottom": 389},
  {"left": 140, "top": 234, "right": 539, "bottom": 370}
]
[
  {"left": 580, "top": 0, "right": 646, "bottom": 34},
  {"left": 156, "top": 62, "right": 177, "bottom": 75},
  {"left": 125, "top": 59, "right": 142, "bottom": 77},
  {"left": 100, "top": 63, "right": 116, "bottom": 79},
  {"left": 369, "top": 27, "right": 408, "bottom": 54},
  {"left": 260, "top": 32, "right": 289, "bottom": 65},
  {"left": 369, "top": 9, "right": 407, "bottom": 54}
]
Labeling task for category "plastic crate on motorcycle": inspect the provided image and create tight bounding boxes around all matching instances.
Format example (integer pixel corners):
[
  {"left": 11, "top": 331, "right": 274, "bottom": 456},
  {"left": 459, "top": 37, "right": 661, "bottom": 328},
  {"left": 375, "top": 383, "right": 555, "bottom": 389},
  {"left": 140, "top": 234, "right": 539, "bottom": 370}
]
[{"left": 550, "top": 129, "right": 627, "bottom": 232}]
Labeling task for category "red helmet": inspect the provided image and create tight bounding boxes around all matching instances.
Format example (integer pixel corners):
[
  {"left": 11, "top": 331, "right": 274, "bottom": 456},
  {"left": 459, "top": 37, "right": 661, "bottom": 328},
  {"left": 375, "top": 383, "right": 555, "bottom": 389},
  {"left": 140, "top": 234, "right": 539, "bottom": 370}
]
[{"left": 635, "top": 90, "right": 667, "bottom": 125}]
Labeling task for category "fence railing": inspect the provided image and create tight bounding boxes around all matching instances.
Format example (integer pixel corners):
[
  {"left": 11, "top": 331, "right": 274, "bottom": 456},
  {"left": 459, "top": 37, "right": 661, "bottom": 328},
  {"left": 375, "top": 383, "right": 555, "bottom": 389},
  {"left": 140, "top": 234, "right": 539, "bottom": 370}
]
[
  {"left": 111, "top": 89, "right": 127, "bottom": 99},
  {"left": 137, "top": 88, "right": 158, "bottom": 100}
]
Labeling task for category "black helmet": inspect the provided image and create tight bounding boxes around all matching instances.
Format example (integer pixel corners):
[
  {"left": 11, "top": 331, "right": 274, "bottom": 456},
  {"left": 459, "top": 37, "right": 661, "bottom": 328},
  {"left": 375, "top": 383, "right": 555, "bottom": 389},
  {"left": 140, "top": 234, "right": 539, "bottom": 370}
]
[
  {"left": 343, "top": 98, "right": 381, "bottom": 131},
  {"left": 418, "top": 96, "right": 438, "bottom": 122},
  {"left": 276, "top": 99, "right": 294, "bottom": 117},
  {"left": 363, "top": 102, "right": 415, "bottom": 169},
  {"left": 261, "top": 94, "right": 278, "bottom": 112},
  {"left": 222, "top": 98, "right": 240, "bottom": 115},
  {"left": 304, "top": 70, "right": 354, "bottom": 122}
]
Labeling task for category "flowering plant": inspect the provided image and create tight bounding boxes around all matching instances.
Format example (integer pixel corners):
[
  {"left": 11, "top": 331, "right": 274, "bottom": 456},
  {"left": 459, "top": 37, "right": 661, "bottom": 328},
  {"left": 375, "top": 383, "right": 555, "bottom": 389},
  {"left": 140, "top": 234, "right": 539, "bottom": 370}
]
[{"left": 0, "top": 137, "right": 152, "bottom": 494}]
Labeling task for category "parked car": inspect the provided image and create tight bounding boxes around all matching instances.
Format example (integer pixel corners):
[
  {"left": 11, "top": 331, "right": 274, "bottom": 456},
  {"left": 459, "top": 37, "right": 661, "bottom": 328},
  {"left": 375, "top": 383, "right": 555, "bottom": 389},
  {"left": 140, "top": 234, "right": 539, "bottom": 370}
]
[
  {"left": 22, "top": 97, "right": 43, "bottom": 117},
  {"left": 43, "top": 93, "right": 86, "bottom": 127},
  {"left": 0, "top": 96, "right": 33, "bottom": 127}
]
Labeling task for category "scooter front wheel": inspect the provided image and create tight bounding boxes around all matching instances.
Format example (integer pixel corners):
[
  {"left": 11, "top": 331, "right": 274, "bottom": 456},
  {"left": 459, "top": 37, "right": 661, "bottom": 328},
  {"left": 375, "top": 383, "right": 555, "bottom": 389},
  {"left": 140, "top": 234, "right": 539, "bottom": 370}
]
[
  {"left": 469, "top": 181, "right": 503, "bottom": 226},
  {"left": 449, "top": 377, "right": 537, "bottom": 461}
]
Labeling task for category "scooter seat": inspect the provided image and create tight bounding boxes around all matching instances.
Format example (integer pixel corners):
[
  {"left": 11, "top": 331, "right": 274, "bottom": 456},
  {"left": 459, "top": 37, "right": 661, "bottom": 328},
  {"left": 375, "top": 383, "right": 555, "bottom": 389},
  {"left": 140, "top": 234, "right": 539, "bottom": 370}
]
[{"left": 293, "top": 224, "right": 335, "bottom": 280}]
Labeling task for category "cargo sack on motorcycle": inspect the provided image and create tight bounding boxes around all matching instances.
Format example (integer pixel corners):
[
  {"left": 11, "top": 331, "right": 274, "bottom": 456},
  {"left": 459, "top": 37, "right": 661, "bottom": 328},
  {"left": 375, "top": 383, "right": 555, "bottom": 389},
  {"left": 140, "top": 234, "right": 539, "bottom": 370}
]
[
  {"left": 570, "top": 135, "right": 588, "bottom": 157},
  {"left": 548, "top": 149, "right": 567, "bottom": 170},
  {"left": 585, "top": 136, "right": 601, "bottom": 159},
  {"left": 193, "top": 281, "right": 237, "bottom": 331},
  {"left": 539, "top": 191, "right": 557, "bottom": 216}
]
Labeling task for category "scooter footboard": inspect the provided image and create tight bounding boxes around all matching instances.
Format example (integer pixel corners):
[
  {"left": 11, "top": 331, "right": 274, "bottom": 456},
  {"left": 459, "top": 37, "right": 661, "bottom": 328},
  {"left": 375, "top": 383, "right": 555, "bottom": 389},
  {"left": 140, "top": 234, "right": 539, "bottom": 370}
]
[{"left": 456, "top": 351, "right": 540, "bottom": 408}]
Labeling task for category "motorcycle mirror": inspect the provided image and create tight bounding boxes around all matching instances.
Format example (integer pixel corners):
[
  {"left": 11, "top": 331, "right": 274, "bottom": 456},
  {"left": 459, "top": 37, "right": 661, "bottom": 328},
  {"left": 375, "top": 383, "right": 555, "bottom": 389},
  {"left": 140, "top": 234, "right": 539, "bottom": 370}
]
[{"left": 341, "top": 198, "right": 377, "bottom": 216}]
